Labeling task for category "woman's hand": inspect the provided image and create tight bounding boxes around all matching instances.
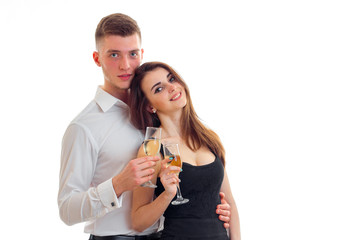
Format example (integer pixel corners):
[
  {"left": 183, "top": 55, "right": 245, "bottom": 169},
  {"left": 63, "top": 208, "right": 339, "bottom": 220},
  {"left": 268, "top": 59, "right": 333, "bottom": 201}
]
[{"left": 159, "top": 157, "right": 181, "bottom": 198}]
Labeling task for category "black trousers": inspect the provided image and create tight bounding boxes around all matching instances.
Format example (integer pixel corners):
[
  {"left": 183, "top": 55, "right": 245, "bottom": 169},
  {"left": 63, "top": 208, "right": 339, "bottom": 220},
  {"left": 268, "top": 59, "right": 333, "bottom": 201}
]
[{"left": 89, "top": 231, "right": 162, "bottom": 240}]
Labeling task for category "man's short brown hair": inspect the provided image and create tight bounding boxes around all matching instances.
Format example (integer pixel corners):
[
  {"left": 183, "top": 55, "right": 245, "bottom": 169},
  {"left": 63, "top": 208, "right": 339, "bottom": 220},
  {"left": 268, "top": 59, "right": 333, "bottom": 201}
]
[{"left": 95, "top": 13, "right": 142, "bottom": 49}]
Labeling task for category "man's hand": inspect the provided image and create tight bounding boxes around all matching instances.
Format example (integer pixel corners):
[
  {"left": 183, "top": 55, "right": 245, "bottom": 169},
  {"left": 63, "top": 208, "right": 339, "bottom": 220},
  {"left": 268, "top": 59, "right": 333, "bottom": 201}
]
[
  {"left": 216, "top": 192, "right": 231, "bottom": 229},
  {"left": 112, "top": 156, "right": 159, "bottom": 197}
]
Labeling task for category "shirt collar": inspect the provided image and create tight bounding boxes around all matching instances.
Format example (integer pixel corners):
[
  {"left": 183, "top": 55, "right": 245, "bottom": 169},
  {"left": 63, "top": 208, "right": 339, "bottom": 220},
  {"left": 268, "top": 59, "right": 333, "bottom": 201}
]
[{"left": 94, "top": 86, "right": 128, "bottom": 112}]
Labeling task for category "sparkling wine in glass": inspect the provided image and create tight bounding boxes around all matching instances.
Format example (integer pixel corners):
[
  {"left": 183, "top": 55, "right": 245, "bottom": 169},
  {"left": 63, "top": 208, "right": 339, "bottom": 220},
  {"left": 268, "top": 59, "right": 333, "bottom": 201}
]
[
  {"left": 163, "top": 143, "right": 189, "bottom": 205},
  {"left": 141, "top": 127, "right": 161, "bottom": 188}
]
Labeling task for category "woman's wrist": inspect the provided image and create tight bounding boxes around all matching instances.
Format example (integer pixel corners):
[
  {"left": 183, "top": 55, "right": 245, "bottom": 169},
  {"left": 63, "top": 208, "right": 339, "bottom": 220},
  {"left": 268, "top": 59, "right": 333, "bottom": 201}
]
[{"left": 162, "top": 189, "right": 176, "bottom": 201}]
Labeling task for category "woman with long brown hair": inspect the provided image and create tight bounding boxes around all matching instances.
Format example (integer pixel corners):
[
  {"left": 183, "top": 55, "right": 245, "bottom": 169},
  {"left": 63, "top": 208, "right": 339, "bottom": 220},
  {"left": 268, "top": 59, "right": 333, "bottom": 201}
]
[{"left": 129, "top": 62, "right": 240, "bottom": 239}]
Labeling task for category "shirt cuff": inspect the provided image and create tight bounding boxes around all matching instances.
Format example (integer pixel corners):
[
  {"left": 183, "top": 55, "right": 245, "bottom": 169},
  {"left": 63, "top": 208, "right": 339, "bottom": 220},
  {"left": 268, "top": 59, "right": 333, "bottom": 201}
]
[{"left": 97, "top": 178, "right": 123, "bottom": 209}]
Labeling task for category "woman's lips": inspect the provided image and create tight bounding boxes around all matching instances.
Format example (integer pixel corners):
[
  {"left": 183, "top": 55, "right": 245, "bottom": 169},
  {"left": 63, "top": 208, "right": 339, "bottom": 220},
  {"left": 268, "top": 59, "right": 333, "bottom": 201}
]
[{"left": 170, "top": 92, "right": 181, "bottom": 101}]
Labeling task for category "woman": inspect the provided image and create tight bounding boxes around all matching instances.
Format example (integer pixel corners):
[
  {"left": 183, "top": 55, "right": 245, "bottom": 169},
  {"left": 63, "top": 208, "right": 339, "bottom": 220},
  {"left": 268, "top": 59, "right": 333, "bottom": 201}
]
[{"left": 129, "top": 62, "right": 240, "bottom": 239}]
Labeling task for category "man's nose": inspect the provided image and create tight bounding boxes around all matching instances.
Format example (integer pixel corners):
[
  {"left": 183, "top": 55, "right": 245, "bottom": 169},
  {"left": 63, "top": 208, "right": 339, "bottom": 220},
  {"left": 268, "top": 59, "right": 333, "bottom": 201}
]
[{"left": 119, "top": 57, "right": 130, "bottom": 70}]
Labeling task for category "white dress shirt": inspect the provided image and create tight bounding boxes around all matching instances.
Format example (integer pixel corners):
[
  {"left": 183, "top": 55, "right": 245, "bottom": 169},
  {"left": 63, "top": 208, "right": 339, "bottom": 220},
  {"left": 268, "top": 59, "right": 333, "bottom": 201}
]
[{"left": 58, "top": 87, "right": 159, "bottom": 236}]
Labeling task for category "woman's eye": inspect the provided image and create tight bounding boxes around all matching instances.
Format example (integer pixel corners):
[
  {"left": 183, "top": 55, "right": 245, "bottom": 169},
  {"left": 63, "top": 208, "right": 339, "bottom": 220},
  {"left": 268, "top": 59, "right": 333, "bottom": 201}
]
[
  {"left": 154, "top": 87, "right": 163, "bottom": 93},
  {"left": 169, "top": 76, "right": 176, "bottom": 83}
]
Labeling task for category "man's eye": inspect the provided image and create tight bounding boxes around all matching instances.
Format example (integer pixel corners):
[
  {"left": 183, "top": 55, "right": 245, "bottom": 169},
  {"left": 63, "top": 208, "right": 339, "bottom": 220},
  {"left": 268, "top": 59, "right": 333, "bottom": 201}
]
[
  {"left": 130, "top": 52, "right": 138, "bottom": 57},
  {"left": 111, "top": 53, "right": 118, "bottom": 58}
]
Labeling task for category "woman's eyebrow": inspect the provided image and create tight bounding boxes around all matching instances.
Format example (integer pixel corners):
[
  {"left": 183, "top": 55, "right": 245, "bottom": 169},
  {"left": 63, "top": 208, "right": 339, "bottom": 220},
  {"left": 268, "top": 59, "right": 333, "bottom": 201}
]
[{"left": 151, "top": 82, "right": 161, "bottom": 91}]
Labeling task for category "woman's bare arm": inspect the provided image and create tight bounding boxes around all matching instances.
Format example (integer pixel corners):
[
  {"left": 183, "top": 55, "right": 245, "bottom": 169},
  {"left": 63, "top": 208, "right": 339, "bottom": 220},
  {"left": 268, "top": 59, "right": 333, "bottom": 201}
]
[{"left": 220, "top": 169, "right": 241, "bottom": 240}]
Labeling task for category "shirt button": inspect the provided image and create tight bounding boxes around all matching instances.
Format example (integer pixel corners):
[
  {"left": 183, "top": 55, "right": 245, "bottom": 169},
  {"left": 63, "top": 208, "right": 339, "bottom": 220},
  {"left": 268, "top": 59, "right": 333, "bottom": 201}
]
[{"left": 111, "top": 202, "right": 115, "bottom": 207}]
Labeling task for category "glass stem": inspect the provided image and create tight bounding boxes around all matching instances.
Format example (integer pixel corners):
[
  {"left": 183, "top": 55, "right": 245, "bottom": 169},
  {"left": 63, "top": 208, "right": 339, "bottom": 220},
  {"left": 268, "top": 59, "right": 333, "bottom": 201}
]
[{"left": 176, "top": 186, "right": 184, "bottom": 200}]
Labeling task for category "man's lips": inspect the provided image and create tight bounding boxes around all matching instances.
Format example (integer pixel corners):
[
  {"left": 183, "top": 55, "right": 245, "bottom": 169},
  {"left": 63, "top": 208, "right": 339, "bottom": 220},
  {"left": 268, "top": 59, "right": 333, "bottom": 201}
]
[{"left": 118, "top": 74, "right": 132, "bottom": 81}]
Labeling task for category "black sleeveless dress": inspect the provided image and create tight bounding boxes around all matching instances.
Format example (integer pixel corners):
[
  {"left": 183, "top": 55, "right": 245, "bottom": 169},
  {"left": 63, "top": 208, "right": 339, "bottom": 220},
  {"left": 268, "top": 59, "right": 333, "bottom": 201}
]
[{"left": 155, "top": 155, "right": 229, "bottom": 240}]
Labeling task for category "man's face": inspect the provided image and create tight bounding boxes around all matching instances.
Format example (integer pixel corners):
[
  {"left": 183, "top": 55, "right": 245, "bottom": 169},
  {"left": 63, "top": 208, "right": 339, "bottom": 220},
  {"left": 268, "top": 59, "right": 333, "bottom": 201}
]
[{"left": 93, "top": 34, "right": 143, "bottom": 99}]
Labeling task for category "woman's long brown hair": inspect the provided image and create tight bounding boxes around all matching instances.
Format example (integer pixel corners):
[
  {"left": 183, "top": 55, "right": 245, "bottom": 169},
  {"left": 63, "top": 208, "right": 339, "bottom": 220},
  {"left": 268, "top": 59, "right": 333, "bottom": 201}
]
[{"left": 129, "top": 62, "right": 225, "bottom": 165}]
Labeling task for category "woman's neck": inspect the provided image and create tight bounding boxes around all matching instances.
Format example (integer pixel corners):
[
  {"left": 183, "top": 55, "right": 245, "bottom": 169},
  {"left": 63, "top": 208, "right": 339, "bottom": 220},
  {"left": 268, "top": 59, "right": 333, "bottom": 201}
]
[{"left": 157, "top": 111, "right": 183, "bottom": 139}]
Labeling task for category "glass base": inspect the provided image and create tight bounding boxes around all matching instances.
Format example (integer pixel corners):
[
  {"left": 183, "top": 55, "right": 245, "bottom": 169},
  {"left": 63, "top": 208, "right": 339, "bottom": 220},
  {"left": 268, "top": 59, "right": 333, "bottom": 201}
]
[
  {"left": 141, "top": 181, "right": 157, "bottom": 188},
  {"left": 171, "top": 198, "right": 189, "bottom": 205}
]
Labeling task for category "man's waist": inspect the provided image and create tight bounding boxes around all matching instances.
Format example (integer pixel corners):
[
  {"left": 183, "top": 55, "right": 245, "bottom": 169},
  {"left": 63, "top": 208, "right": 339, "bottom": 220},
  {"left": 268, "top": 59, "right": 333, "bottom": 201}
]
[{"left": 89, "top": 231, "right": 162, "bottom": 240}]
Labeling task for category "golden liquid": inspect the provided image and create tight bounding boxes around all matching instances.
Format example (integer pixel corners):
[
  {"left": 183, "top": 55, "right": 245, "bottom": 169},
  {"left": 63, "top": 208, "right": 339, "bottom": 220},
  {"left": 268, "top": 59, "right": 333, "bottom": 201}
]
[
  {"left": 167, "top": 154, "right": 182, "bottom": 174},
  {"left": 143, "top": 139, "right": 160, "bottom": 156}
]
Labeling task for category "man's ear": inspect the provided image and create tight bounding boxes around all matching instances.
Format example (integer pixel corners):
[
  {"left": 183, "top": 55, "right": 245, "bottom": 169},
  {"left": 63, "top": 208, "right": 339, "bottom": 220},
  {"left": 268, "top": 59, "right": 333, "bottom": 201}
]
[
  {"left": 140, "top": 48, "right": 144, "bottom": 61},
  {"left": 93, "top": 51, "right": 101, "bottom": 67}
]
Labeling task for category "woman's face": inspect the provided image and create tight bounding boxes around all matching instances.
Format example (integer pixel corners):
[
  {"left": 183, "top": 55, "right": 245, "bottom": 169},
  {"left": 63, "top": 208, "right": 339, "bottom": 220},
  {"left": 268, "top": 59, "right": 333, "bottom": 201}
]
[{"left": 141, "top": 67, "right": 187, "bottom": 115}]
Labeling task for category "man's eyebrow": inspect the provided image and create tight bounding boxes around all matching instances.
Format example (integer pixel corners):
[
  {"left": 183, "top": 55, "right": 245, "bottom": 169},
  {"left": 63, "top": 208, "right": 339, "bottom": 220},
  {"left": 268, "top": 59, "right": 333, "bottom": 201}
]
[
  {"left": 106, "top": 49, "right": 140, "bottom": 53},
  {"left": 106, "top": 49, "right": 121, "bottom": 53},
  {"left": 151, "top": 82, "right": 161, "bottom": 91}
]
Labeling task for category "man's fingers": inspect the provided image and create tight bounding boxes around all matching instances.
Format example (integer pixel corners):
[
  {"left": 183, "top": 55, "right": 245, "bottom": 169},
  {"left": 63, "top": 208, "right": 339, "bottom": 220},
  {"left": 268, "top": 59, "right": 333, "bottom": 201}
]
[
  {"left": 144, "top": 174, "right": 155, "bottom": 183},
  {"left": 217, "top": 209, "right": 230, "bottom": 216},
  {"left": 219, "top": 215, "right": 230, "bottom": 223},
  {"left": 217, "top": 203, "right": 230, "bottom": 210},
  {"left": 133, "top": 156, "right": 159, "bottom": 172},
  {"left": 138, "top": 160, "right": 157, "bottom": 171},
  {"left": 140, "top": 167, "right": 155, "bottom": 177},
  {"left": 136, "top": 156, "right": 160, "bottom": 165},
  {"left": 219, "top": 192, "right": 226, "bottom": 199},
  {"left": 219, "top": 192, "right": 228, "bottom": 205}
]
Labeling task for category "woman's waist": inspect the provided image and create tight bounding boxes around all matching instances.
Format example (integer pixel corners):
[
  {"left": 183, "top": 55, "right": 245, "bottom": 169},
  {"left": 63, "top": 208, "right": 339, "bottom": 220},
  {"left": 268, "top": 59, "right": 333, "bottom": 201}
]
[{"left": 163, "top": 217, "right": 227, "bottom": 237}]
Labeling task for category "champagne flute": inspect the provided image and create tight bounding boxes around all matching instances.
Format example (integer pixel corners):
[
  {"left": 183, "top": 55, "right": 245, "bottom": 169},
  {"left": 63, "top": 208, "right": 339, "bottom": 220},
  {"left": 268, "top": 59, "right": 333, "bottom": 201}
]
[
  {"left": 163, "top": 143, "right": 189, "bottom": 205},
  {"left": 141, "top": 127, "right": 161, "bottom": 188}
]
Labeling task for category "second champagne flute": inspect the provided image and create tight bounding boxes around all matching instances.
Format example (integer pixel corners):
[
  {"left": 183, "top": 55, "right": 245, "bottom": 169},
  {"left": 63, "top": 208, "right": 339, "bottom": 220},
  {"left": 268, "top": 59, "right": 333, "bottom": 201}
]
[
  {"left": 141, "top": 127, "right": 161, "bottom": 188},
  {"left": 163, "top": 143, "right": 189, "bottom": 205}
]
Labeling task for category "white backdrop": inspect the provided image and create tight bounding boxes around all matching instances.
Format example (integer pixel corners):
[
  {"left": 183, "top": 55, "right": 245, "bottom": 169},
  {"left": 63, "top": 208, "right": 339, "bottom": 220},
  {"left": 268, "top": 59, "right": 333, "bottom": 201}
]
[{"left": 0, "top": 0, "right": 359, "bottom": 239}]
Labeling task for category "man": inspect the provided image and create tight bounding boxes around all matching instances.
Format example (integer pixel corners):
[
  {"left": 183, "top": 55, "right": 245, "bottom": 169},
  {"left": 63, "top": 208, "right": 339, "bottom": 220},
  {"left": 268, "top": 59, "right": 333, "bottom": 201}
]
[{"left": 58, "top": 13, "right": 230, "bottom": 240}]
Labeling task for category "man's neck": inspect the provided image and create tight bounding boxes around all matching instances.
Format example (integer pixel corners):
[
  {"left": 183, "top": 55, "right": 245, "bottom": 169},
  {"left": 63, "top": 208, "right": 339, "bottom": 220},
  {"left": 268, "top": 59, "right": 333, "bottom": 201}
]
[{"left": 101, "top": 85, "right": 130, "bottom": 105}]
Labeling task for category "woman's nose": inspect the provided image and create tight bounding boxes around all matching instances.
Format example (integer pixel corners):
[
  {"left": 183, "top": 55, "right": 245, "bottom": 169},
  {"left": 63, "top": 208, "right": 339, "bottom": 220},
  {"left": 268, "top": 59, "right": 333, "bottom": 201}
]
[{"left": 168, "top": 84, "right": 176, "bottom": 93}]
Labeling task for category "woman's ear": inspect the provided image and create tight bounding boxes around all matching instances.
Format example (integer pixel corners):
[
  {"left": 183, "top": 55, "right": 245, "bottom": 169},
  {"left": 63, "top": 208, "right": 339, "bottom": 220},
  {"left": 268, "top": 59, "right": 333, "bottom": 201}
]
[{"left": 146, "top": 105, "right": 157, "bottom": 114}]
